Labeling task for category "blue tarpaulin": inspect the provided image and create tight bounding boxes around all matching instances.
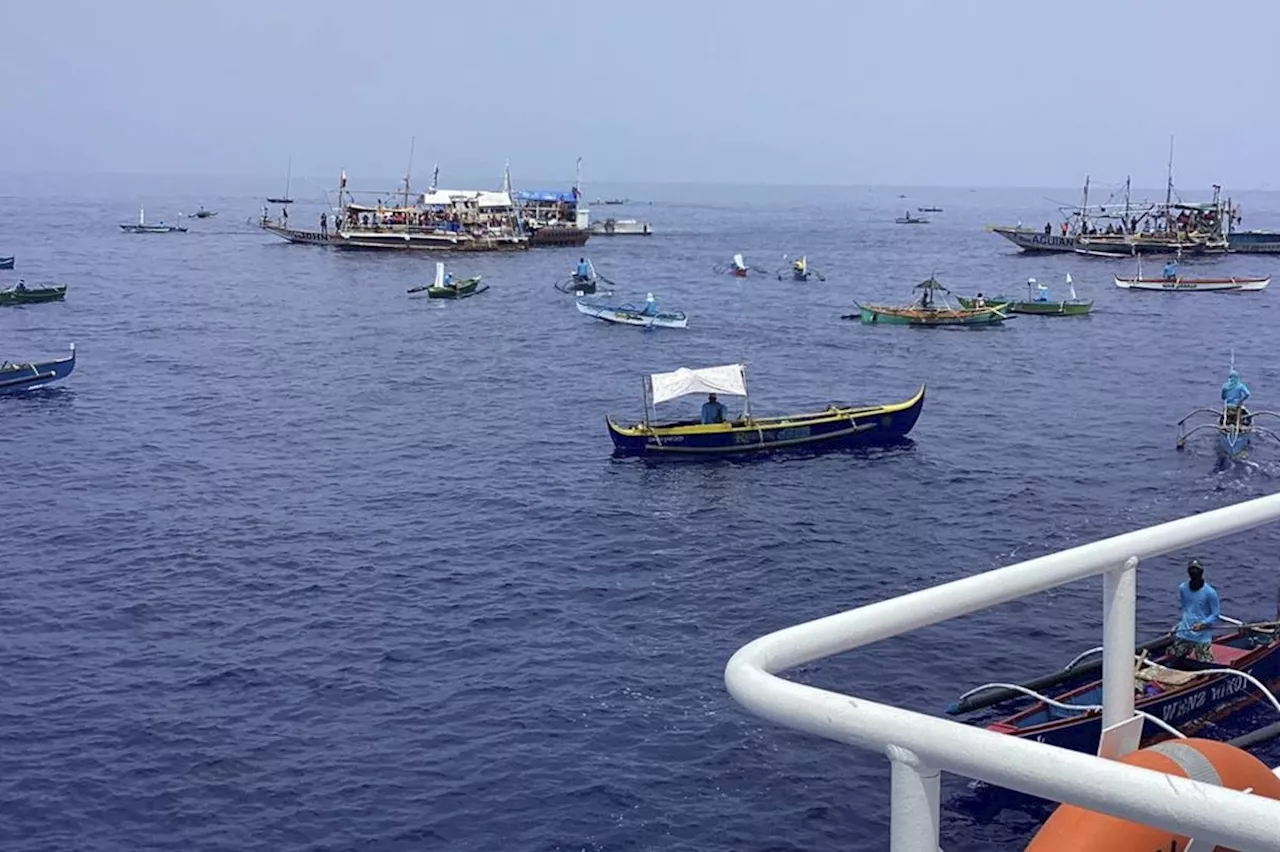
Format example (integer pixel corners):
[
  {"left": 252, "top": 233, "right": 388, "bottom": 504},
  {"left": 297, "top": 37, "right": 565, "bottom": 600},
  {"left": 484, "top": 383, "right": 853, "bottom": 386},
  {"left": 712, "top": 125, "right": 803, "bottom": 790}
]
[{"left": 513, "top": 190, "right": 576, "bottom": 203}]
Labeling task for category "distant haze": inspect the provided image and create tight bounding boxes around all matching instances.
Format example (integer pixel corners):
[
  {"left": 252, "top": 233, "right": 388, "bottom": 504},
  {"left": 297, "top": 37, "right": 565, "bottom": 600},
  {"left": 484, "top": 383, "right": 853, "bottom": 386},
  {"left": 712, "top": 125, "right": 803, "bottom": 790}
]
[{"left": 2, "top": 0, "right": 1275, "bottom": 191}]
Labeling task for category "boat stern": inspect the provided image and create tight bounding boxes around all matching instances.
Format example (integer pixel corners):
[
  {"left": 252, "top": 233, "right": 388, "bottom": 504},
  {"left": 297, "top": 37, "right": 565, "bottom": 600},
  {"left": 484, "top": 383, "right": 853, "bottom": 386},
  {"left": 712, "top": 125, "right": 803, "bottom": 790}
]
[{"left": 606, "top": 418, "right": 651, "bottom": 456}]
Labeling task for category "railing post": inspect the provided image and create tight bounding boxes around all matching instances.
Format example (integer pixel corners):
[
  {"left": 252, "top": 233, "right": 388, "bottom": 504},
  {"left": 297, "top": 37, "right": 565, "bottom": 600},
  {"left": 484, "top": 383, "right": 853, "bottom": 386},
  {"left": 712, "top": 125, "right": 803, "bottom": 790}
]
[
  {"left": 887, "top": 745, "right": 940, "bottom": 851},
  {"left": 1102, "top": 557, "right": 1139, "bottom": 746}
]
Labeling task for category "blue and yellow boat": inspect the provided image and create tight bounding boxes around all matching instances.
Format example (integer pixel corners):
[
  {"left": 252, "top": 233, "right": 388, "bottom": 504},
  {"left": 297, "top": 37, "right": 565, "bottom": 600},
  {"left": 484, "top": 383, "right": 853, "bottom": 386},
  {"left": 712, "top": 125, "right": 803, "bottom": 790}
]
[
  {"left": 606, "top": 363, "right": 924, "bottom": 457},
  {"left": 0, "top": 343, "right": 76, "bottom": 394}
]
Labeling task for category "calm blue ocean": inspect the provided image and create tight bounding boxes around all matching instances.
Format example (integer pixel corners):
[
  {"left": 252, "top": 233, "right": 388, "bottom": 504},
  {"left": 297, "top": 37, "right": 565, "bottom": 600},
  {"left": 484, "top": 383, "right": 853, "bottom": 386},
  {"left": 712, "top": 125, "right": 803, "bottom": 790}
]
[{"left": 3, "top": 175, "right": 1280, "bottom": 851}]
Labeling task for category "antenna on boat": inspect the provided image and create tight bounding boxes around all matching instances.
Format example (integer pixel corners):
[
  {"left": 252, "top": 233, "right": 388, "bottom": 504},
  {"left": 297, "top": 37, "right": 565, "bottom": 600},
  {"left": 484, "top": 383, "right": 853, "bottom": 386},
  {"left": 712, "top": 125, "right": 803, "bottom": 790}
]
[
  {"left": 1165, "top": 134, "right": 1175, "bottom": 208},
  {"left": 403, "top": 136, "right": 415, "bottom": 210}
]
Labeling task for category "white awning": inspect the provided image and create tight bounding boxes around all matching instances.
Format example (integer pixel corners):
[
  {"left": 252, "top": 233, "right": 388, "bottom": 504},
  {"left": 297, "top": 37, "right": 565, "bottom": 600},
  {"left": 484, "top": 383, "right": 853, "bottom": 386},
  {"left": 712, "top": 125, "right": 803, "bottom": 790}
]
[{"left": 649, "top": 364, "right": 747, "bottom": 405}]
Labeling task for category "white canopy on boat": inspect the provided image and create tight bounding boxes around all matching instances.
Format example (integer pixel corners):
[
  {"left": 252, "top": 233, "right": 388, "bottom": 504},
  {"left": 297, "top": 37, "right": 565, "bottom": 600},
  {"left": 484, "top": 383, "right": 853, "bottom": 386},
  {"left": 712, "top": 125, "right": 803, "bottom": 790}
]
[{"left": 649, "top": 364, "right": 747, "bottom": 405}]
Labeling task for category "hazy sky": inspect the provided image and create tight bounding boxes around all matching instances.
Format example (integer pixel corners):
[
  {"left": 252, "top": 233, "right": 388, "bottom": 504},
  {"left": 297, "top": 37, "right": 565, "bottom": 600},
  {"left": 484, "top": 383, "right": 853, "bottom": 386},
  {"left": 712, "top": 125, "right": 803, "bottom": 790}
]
[{"left": 3, "top": 0, "right": 1277, "bottom": 189}]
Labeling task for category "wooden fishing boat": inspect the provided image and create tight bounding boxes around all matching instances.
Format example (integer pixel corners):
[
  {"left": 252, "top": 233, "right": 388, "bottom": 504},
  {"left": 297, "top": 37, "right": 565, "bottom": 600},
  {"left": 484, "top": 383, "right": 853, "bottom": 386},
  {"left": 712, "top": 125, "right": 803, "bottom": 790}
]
[
  {"left": 0, "top": 282, "right": 66, "bottom": 306},
  {"left": 0, "top": 256, "right": 13, "bottom": 270},
  {"left": 851, "top": 277, "right": 1009, "bottom": 326},
  {"left": 714, "top": 254, "right": 766, "bottom": 278},
  {"left": 958, "top": 274, "right": 1093, "bottom": 316},
  {"left": 0, "top": 344, "right": 76, "bottom": 394},
  {"left": 1178, "top": 403, "right": 1280, "bottom": 461},
  {"left": 120, "top": 208, "right": 186, "bottom": 233},
  {"left": 576, "top": 293, "right": 687, "bottom": 329},
  {"left": 1114, "top": 274, "right": 1269, "bottom": 292},
  {"left": 917, "top": 206, "right": 943, "bottom": 213},
  {"left": 895, "top": 212, "right": 929, "bottom": 224},
  {"left": 606, "top": 363, "right": 925, "bottom": 458},
  {"left": 589, "top": 217, "right": 651, "bottom": 236},
  {"left": 776, "top": 256, "right": 825, "bottom": 282},
  {"left": 977, "top": 626, "right": 1280, "bottom": 755},
  {"left": 408, "top": 262, "right": 486, "bottom": 299},
  {"left": 555, "top": 258, "right": 614, "bottom": 295},
  {"left": 191, "top": 207, "right": 217, "bottom": 219}
]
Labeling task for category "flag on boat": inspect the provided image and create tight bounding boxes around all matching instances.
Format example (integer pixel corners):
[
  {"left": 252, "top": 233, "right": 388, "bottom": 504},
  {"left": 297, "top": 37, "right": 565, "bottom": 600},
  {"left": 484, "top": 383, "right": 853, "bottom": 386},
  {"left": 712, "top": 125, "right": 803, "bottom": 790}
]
[{"left": 340, "top": 171, "right": 347, "bottom": 188}]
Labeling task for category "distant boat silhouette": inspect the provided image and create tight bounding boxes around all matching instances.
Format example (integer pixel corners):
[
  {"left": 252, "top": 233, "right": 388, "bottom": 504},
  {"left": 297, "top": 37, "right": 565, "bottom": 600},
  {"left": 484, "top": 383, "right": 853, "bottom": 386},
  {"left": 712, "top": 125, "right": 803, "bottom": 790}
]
[{"left": 267, "top": 156, "right": 293, "bottom": 204}]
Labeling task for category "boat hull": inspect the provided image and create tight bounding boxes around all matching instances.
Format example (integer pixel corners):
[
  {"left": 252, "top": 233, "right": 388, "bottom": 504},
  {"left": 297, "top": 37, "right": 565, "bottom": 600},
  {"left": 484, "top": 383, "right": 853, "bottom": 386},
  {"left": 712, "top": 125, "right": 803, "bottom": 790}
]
[
  {"left": 987, "top": 632, "right": 1280, "bottom": 754},
  {"left": 261, "top": 222, "right": 339, "bottom": 246},
  {"left": 576, "top": 299, "right": 686, "bottom": 328},
  {"left": 1227, "top": 230, "right": 1280, "bottom": 253},
  {"left": 607, "top": 385, "right": 925, "bottom": 458},
  {"left": 334, "top": 230, "right": 528, "bottom": 252},
  {"left": 0, "top": 286, "right": 66, "bottom": 305},
  {"left": 957, "top": 296, "right": 1092, "bottom": 315},
  {"left": 988, "top": 226, "right": 1078, "bottom": 253},
  {"left": 426, "top": 279, "right": 486, "bottom": 299},
  {"left": 120, "top": 224, "right": 186, "bottom": 233},
  {"left": 527, "top": 225, "right": 590, "bottom": 247},
  {"left": 590, "top": 219, "right": 651, "bottom": 236},
  {"left": 0, "top": 257, "right": 13, "bottom": 270},
  {"left": 1114, "top": 275, "right": 1270, "bottom": 292},
  {"left": 0, "top": 344, "right": 75, "bottom": 394},
  {"left": 855, "top": 304, "right": 1006, "bottom": 325},
  {"left": 1219, "top": 430, "right": 1251, "bottom": 459}
]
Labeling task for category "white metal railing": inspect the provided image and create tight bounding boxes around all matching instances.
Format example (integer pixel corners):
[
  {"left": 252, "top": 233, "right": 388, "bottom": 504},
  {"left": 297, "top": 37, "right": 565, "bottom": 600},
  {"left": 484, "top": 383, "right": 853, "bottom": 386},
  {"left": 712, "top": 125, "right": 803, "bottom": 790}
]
[{"left": 725, "top": 492, "right": 1280, "bottom": 851}]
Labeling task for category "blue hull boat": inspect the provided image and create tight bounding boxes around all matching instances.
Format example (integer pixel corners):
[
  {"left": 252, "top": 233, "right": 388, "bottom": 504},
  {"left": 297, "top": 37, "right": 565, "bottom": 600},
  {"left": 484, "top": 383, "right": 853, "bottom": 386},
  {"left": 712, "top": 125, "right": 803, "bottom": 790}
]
[
  {"left": 0, "top": 256, "right": 13, "bottom": 270},
  {"left": 0, "top": 344, "right": 76, "bottom": 394},
  {"left": 1177, "top": 404, "right": 1280, "bottom": 461},
  {"left": 984, "top": 628, "right": 1280, "bottom": 754}
]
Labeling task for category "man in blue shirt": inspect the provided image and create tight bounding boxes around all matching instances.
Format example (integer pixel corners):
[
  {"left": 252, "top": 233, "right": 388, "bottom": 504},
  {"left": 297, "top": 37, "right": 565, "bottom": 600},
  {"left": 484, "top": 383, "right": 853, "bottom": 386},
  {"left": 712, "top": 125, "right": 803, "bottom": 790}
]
[
  {"left": 1163, "top": 260, "right": 1178, "bottom": 280},
  {"left": 1170, "top": 560, "right": 1219, "bottom": 663},
  {"left": 1222, "top": 369, "right": 1251, "bottom": 428},
  {"left": 700, "top": 393, "right": 727, "bottom": 425},
  {"left": 575, "top": 258, "right": 591, "bottom": 281}
]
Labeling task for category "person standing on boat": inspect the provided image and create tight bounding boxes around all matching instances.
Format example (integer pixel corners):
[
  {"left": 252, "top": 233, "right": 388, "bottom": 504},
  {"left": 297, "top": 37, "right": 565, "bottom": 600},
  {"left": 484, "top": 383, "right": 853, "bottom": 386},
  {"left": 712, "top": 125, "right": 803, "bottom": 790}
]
[
  {"left": 640, "top": 293, "right": 659, "bottom": 317},
  {"left": 700, "top": 393, "right": 727, "bottom": 425},
  {"left": 1163, "top": 260, "right": 1178, "bottom": 280},
  {"left": 320, "top": 212, "right": 328, "bottom": 238},
  {"left": 1170, "top": 560, "right": 1219, "bottom": 662},
  {"left": 575, "top": 258, "right": 591, "bottom": 281},
  {"left": 1222, "top": 369, "right": 1251, "bottom": 427}
]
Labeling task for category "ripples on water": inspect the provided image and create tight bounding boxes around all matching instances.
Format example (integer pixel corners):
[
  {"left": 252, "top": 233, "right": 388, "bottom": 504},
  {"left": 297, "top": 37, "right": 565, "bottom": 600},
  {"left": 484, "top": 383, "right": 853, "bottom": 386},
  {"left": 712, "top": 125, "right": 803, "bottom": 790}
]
[{"left": 4, "top": 178, "right": 1280, "bottom": 851}]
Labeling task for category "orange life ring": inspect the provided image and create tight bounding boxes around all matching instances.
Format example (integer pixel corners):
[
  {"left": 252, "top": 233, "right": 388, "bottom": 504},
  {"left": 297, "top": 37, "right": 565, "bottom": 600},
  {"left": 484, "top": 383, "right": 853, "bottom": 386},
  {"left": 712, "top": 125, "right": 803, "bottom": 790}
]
[{"left": 1025, "top": 738, "right": 1280, "bottom": 851}]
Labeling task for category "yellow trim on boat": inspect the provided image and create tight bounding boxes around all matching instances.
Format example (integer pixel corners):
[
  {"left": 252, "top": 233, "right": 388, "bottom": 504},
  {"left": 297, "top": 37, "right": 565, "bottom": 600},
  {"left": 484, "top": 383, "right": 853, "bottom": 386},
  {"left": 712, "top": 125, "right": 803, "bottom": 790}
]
[{"left": 607, "top": 384, "right": 926, "bottom": 438}]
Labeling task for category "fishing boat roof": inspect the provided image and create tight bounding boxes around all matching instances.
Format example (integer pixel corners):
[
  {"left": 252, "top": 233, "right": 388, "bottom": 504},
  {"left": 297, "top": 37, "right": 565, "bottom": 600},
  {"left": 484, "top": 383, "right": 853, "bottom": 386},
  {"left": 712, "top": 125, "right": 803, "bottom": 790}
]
[
  {"left": 649, "top": 364, "right": 747, "bottom": 405},
  {"left": 914, "top": 276, "right": 950, "bottom": 291},
  {"left": 419, "top": 189, "right": 513, "bottom": 208}
]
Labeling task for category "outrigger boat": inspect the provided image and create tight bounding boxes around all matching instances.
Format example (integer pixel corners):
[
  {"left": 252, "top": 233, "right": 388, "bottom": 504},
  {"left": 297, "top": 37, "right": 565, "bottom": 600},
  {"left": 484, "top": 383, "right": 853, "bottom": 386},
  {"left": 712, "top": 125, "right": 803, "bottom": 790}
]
[
  {"left": 0, "top": 281, "right": 67, "bottom": 306},
  {"left": 714, "top": 254, "right": 767, "bottom": 278},
  {"left": 120, "top": 207, "right": 186, "bottom": 233},
  {"left": 1114, "top": 273, "right": 1269, "bottom": 292},
  {"left": 777, "top": 256, "right": 825, "bottom": 282},
  {"left": 895, "top": 211, "right": 929, "bottom": 224},
  {"left": 1177, "top": 367, "right": 1280, "bottom": 460},
  {"left": 918, "top": 206, "right": 943, "bottom": 213},
  {"left": 949, "top": 622, "right": 1280, "bottom": 756},
  {"left": 555, "top": 258, "right": 613, "bottom": 295},
  {"left": 850, "top": 277, "right": 1009, "bottom": 326},
  {"left": 0, "top": 256, "right": 13, "bottom": 270},
  {"left": 408, "top": 262, "right": 486, "bottom": 299},
  {"left": 0, "top": 344, "right": 76, "bottom": 394},
  {"left": 190, "top": 206, "right": 217, "bottom": 219},
  {"left": 605, "top": 363, "right": 925, "bottom": 458},
  {"left": 576, "top": 293, "right": 687, "bottom": 329},
  {"left": 958, "top": 274, "right": 1093, "bottom": 316}
]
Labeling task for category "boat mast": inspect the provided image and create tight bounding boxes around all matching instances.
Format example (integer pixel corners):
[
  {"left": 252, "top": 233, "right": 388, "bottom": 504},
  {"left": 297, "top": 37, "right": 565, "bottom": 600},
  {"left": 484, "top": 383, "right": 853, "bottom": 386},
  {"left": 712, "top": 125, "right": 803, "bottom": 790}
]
[
  {"left": 1079, "top": 176, "right": 1089, "bottom": 233},
  {"left": 284, "top": 156, "right": 292, "bottom": 199},
  {"left": 402, "top": 137, "right": 415, "bottom": 210},
  {"left": 1165, "top": 134, "right": 1175, "bottom": 209},
  {"left": 741, "top": 364, "right": 751, "bottom": 421},
  {"left": 642, "top": 376, "right": 652, "bottom": 429}
]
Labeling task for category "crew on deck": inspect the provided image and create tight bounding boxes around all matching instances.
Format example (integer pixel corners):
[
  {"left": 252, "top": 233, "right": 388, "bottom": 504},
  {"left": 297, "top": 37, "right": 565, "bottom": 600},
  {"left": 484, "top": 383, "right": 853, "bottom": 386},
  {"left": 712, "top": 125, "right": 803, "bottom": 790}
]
[
  {"left": 1029, "top": 278, "right": 1048, "bottom": 302},
  {"left": 974, "top": 293, "right": 987, "bottom": 308},
  {"left": 700, "top": 393, "right": 727, "bottom": 425},
  {"left": 1170, "top": 560, "right": 1219, "bottom": 662},
  {"left": 1163, "top": 260, "right": 1178, "bottom": 280},
  {"left": 794, "top": 257, "right": 806, "bottom": 274},
  {"left": 640, "top": 293, "right": 659, "bottom": 316},
  {"left": 575, "top": 258, "right": 591, "bottom": 280}
]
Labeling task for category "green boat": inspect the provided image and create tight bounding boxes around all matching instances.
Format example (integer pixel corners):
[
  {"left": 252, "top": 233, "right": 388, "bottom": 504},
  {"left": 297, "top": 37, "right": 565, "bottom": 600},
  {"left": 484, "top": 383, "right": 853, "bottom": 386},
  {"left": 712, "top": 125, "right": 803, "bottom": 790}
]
[
  {"left": 847, "top": 276, "right": 1009, "bottom": 326},
  {"left": 958, "top": 274, "right": 1093, "bottom": 316},
  {"left": 0, "top": 281, "right": 66, "bottom": 306},
  {"left": 407, "top": 262, "right": 487, "bottom": 299}
]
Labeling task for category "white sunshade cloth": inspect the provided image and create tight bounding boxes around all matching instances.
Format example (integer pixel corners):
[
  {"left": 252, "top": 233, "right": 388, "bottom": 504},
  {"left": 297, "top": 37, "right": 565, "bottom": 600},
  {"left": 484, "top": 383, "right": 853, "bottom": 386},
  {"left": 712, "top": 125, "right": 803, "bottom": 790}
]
[{"left": 649, "top": 364, "right": 747, "bottom": 405}]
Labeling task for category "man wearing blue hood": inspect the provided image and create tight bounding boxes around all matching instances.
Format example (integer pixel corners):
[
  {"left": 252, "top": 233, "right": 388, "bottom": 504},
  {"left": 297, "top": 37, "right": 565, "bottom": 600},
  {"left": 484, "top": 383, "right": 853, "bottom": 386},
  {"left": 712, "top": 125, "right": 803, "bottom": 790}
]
[
  {"left": 1170, "top": 560, "right": 1219, "bottom": 662},
  {"left": 1222, "top": 368, "right": 1251, "bottom": 427},
  {"left": 574, "top": 258, "right": 591, "bottom": 281}
]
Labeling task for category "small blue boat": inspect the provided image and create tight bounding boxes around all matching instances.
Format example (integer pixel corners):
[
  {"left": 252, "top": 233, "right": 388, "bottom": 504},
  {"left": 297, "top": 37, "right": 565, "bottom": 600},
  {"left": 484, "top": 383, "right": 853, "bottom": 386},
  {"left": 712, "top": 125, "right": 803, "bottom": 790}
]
[
  {"left": 0, "top": 256, "right": 13, "bottom": 270},
  {"left": 0, "top": 344, "right": 76, "bottom": 394},
  {"left": 1177, "top": 406, "right": 1280, "bottom": 460},
  {"left": 606, "top": 363, "right": 924, "bottom": 458}
]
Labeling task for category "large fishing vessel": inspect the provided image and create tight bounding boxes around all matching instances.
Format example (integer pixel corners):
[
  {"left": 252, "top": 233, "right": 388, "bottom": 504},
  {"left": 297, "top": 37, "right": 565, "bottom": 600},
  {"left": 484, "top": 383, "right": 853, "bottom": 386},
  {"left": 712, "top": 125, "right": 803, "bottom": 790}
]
[
  {"left": 512, "top": 158, "right": 591, "bottom": 247},
  {"left": 988, "top": 140, "right": 1279, "bottom": 255}
]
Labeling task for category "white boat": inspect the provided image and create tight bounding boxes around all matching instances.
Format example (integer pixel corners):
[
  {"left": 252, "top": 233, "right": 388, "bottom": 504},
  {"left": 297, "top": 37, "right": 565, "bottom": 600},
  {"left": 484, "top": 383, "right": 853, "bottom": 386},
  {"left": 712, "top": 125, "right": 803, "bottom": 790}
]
[
  {"left": 575, "top": 293, "right": 686, "bottom": 328},
  {"left": 589, "top": 217, "right": 652, "bottom": 236},
  {"left": 119, "top": 207, "right": 187, "bottom": 233},
  {"left": 1113, "top": 274, "right": 1270, "bottom": 292}
]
